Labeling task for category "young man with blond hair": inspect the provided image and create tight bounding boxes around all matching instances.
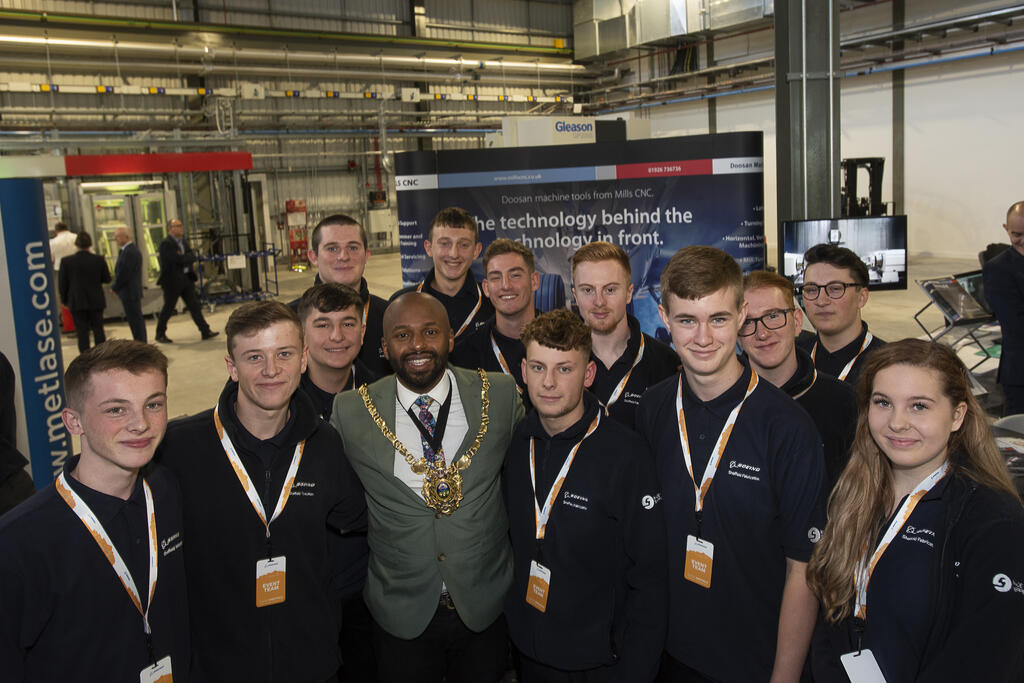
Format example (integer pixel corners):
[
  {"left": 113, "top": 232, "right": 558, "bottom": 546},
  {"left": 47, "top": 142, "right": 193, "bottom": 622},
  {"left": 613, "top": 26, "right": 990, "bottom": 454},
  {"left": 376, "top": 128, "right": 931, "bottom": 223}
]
[
  {"left": 504, "top": 308, "right": 666, "bottom": 682},
  {"left": 0, "top": 340, "right": 190, "bottom": 681},
  {"left": 451, "top": 238, "right": 539, "bottom": 397},
  {"left": 636, "top": 246, "right": 824, "bottom": 683},
  {"left": 739, "top": 270, "right": 857, "bottom": 493},
  {"left": 392, "top": 206, "right": 493, "bottom": 340},
  {"left": 571, "top": 242, "right": 677, "bottom": 429}
]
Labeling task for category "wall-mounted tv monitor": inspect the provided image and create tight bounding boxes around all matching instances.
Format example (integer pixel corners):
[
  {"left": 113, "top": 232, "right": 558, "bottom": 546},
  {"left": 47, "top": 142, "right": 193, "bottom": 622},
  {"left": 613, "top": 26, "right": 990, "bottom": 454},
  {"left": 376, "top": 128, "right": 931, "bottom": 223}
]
[{"left": 779, "top": 215, "right": 908, "bottom": 292}]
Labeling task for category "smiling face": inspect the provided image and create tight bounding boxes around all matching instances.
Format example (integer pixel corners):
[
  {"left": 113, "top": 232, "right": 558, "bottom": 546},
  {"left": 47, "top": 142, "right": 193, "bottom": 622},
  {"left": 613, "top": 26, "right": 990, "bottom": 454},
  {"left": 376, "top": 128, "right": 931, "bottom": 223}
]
[
  {"left": 309, "top": 223, "right": 369, "bottom": 289},
  {"left": 739, "top": 285, "right": 802, "bottom": 375},
  {"left": 226, "top": 320, "right": 307, "bottom": 415},
  {"left": 801, "top": 262, "right": 867, "bottom": 338},
  {"left": 383, "top": 294, "right": 453, "bottom": 392},
  {"left": 62, "top": 368, "right": 168, "bottom": 477},
  {"left": 868, "top": 364, "right": 967, "bottom": 482},
  {"left": 482, "top": 252, "right": 539, "bottom": 319},
  {"left": 303, "top": 305, "right": 364, "bottom": 373},
  {"left": 660, "top": 287, "right": 745, "bottom": 384},
  {"left": 522, "top": 341, "right": 596, "bottom": 433},
  {"left": 425, "top": 225, "right": 481, "bottom": 288},
  {"left": 572, "top": 259, "right": 634, "bottom": 335}
]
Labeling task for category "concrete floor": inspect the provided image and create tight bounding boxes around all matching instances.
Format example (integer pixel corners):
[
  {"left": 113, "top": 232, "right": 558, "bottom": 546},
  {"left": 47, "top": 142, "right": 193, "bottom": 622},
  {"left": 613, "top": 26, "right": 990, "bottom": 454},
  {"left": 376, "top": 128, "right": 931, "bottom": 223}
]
[{"left": 63, "top": 252, "right": 995, "bottom": 420}]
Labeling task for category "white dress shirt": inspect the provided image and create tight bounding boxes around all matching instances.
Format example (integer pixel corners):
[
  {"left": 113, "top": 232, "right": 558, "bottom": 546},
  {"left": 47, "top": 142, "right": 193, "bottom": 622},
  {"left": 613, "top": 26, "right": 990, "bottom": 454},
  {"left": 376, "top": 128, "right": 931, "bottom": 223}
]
[{"left": 393, "top": 368, "right": 469, "bottom": 500}]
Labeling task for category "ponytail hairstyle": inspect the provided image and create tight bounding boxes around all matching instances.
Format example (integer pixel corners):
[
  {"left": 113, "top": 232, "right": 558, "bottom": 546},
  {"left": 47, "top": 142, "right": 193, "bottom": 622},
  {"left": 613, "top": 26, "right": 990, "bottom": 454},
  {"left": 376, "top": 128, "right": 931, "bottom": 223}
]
[{"left": 807, "top": 338, "right": 1020, "bottom": 623}]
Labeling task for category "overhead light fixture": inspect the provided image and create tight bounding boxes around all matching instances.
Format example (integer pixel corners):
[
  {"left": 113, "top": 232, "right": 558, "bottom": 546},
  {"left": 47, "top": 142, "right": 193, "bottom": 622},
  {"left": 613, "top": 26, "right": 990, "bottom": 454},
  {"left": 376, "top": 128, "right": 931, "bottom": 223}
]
[{"left": 80, "top": 180, "right": 163, "bottom": 190}]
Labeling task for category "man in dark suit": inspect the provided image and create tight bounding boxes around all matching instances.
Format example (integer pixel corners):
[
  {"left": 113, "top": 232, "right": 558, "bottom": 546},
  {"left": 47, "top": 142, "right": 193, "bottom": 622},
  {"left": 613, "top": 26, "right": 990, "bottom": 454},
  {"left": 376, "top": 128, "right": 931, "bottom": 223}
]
[
  {"left": 983, "top": 200, "right": 1024, "bottom": 415},
  {"left": 154, "top": 219, "right": 217, "bottom": 343},
  {"left": 111, "top": 227, "right": 147, "bottom": 342},
  {"left": 58, "top": 231, "right": 110, "bottom": 353},
  {"left": 332, "top": 292, "right": 524, "bottom": 683}
]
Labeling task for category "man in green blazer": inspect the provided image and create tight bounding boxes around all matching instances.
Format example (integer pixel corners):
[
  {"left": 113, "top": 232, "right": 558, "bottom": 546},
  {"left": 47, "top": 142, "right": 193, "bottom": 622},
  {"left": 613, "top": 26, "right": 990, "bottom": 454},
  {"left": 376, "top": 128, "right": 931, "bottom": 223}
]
[{"left": 332, "top": 292, "right": 524, "bottom": 683}]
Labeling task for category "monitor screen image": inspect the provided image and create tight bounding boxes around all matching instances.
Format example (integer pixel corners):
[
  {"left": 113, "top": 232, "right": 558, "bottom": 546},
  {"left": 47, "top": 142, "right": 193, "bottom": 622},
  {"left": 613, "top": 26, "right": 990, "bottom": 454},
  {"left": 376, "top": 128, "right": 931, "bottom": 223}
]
[{"left": 779, "top": 215, "right": 908, "bottom": 291}]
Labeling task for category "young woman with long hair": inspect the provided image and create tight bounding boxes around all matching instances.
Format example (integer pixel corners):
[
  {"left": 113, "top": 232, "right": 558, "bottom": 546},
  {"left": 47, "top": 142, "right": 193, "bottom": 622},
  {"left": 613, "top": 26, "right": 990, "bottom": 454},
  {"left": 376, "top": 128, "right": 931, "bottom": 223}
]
[{"left": 807, "top": 338, "right": 1024, "bottom": 682}]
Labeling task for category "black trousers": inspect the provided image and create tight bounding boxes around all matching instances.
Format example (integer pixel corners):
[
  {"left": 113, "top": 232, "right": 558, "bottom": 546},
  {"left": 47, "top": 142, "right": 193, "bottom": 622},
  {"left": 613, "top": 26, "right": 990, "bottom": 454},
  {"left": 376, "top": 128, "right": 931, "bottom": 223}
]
[
  {"left": 338, "top": 596, "right": 376, "bottom": 683},
  {"left": 516, "top": 650, "right": 615, "bottom": 683},
  {"left": 155, "top": 280, "right": 211, "bottom": 338},
  {"left": 117, "top": 293, "right": 147, "bottom": 342},
  {"left": 70, "top": 308, "right": 105, "bottom": 352},
  {"left": 1003, "top": 384, "right": 1024, "bottom": 417},
  {"left": 656, "top": 654, "right": 720, "bottom": 683},
  {"left": 371, "top": 605, "right": 507, "bottom": 683}
]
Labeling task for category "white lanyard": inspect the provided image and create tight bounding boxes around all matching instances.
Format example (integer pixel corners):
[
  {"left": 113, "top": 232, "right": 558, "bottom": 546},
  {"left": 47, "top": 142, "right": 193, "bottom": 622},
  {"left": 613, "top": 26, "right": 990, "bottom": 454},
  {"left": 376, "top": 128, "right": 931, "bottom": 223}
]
[
  {"left": 529, "top": 412, "right": 601, "bottom": 540},
  {"left": 793, "top": 368, "right": 817, "bottom": 399},
  {"left": 417, "top": 277, "right": 482, "bottom": 339},
  {"left": 854, "top": 461, "right": 949, "bottom": 620},
  {"left": 490, "top": 333, "right": 523, "bottom": 395},
  {"left": 605, "top": 335, "right": 645, "bottom": 408},
  {"left": 812, "top": 331, "right": 874, "bottom": 381},
  {"left": 214, "top": 406, "right": 305, "bottom": 539},
  {"left": 56, "top": 472, "right": 159, "bottom": 635},
  {"left": 362, "top": 298, "right": 369, "bottom": 325},
  {"left": 676, "top": 372, "right": 759, "bottom": 515}
]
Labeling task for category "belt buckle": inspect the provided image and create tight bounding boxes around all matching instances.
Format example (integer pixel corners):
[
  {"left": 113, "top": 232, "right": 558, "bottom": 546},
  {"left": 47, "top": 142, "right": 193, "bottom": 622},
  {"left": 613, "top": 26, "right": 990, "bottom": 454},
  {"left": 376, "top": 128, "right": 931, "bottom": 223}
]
[{"left": 440, "top": 591, "right": 456, "bottom": 611}]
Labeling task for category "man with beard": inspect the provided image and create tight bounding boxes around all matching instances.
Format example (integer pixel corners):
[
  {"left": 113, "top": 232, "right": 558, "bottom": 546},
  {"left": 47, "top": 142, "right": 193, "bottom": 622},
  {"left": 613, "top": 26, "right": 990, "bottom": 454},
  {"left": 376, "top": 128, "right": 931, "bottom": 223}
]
[
  {"left": 158, "top": 301, "right": 366, "bottom": 682},
  {"left": 331, "top": 292, "right": 524, "bottom": 683},
  {"left": 572, "top": 243, "right": 678, "bottom": 429}
]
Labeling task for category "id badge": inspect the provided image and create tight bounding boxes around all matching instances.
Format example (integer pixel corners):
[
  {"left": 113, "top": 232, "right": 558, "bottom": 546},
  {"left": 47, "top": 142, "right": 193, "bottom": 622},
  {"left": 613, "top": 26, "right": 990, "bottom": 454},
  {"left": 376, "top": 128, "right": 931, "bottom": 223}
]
[
  {"left": 139, "top": 656, "right": 173, "bottom": 683},
  {"left": 840, "top": 649, "right": 887, "bottom": 683},
  {"left": 525, "top": 560, "right": 551, "bottom": 613},
  {"left": 684, "top": 535, "right": 714, "bottom": 588},
  {"left": 256, "top": 556, "right": 286, "bottom": 607}
]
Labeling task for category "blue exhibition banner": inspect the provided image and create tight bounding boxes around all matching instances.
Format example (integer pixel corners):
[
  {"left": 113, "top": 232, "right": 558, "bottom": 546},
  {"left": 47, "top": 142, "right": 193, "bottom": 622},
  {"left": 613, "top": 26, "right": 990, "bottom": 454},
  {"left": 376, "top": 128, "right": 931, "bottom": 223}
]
[
  {"left": 0, "top": 178, "right": 70, "bottom": 488},
  {"left": 395, "top": 132, "right": 765, "bottom": 341}
]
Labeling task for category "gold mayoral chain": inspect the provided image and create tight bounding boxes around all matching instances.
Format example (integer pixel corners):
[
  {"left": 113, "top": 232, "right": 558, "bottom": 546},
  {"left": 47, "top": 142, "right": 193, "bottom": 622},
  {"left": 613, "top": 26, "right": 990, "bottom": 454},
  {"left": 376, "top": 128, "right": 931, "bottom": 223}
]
[{"left": 359, "top": 369, "right": 491, "bottom": 515}]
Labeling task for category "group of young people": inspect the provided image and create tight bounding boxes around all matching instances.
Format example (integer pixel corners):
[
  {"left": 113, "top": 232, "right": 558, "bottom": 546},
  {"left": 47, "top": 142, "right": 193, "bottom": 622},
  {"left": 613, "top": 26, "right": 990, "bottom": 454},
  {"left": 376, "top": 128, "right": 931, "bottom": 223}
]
[{"left": 2, "top": 205, "right": 1023, "bottom": 683}]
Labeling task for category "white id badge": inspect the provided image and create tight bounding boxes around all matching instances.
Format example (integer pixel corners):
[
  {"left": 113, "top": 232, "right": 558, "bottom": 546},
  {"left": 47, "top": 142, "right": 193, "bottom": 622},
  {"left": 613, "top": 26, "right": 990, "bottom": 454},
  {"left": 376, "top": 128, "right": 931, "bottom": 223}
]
[
  {"left": 256, "top": 556, "right": 287, "bottom": 607},
  {"left": 525, "top": 560, "right": 552, "bottom": 612},
  {"left": 139, "top": 656, "right": 173, "bottom": 683},
  {"left": 840, "top": 649, "right": 887, "bottom": 683}
]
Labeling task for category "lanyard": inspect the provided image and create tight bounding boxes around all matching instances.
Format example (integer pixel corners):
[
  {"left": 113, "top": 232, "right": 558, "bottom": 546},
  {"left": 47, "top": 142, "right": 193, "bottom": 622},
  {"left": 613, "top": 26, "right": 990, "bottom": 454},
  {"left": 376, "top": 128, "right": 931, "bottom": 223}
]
[
  {"left": 56, "top": 473, "right": 159, "bottom": 635},
  {"left": 793, "top": 368, "right": 817, "bottom": 399},
  {"left": 214, "top": 406, "right": 305, "bottom": 541},
  {"left": 605, "top": 335, "right": 646, "bottom": 408},
  {"left": 529, "top": 412, "right": 601, "bottom": 541},
  {"left": 417, "top": 278, "right": 483, "bottom": 338},
  {"left": 854, "top": 461, "right": 949, "bottom": 620},
  {"left": 676, "top": 372, "right": 759, "bottom": 530},
  {"left": 490, "top": 333, "right": 523, "bottom": 395},
  {"left": 812, "top": 331, "right": 874, "bottom": 381},
  {"left": 362, "top": 298, "right": 369, "bottom": 325}
]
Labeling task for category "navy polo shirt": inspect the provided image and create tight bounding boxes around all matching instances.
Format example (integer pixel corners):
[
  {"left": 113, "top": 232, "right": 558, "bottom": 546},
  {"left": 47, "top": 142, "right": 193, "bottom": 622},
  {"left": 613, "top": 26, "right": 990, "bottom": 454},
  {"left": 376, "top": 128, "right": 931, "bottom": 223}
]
[
  {"left": 451, "top": 316, "right": 529, "bottom": 398},
  {"left": 781, "top": 347, "right": 858, "bottom": 494},
  {"left": 636, "top": 366, "right": 825, "bottom": 683},
  {"left": 391, "top": 267, "right": 494, "bottom": 339},
  {"left": 589, "top": 315, "right": 679, "bottom": 430},
  {"left": 0, "top": 457, "right": 190, "bottom": 681},
  {"left": 797, "top": 321, "right": 886, "bottom": 387}
]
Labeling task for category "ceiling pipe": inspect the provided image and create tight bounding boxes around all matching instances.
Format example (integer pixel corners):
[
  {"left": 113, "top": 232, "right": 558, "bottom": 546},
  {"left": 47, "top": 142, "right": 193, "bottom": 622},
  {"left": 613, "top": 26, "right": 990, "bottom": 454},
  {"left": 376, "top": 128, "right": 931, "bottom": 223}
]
[{"left": 0, "top": 54, "right": 583, "bottom": 87}]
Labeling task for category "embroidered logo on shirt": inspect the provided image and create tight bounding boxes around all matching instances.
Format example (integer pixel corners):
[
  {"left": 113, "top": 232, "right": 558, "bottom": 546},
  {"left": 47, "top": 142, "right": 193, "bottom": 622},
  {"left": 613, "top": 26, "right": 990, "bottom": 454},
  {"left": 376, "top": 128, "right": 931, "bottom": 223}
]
[
  {"left": 726, "top": 460, "right": 761, "bottom": 482},
  {"left": 900, "top": 525, "right": 936, "bottom": 548},
  {"left": 161, "top": 532, "right": 183, "bottom": 557},
  {"left": 562, "top": 490, "right": 589, "bottom": 511},
  {"left": 641, "top": 493, "right": 663, "bottom": 510},
  {"left": 290, "top": 481, "right": 317, "bottom": 497},
  {"left": 993, "top": 573, "right": 1024, "bottom": 595},
  {"left": 808, "top": 527, "right": 822, "bottom": 543}
]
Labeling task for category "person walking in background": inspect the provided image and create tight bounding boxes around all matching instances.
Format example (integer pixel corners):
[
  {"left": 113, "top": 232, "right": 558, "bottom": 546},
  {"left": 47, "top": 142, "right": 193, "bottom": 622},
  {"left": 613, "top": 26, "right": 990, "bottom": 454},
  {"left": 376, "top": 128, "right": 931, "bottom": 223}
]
[
  {"left": 983, "top": 200, "right": 1024, "bottom": 415},
  {"left": 58, "top": 231, "right": 110, "bottom": 353},
  {"left": 111, "top": 227, "right": 147, "bottom": 343},
  {"left": 154, "top": 219, "right": 218, "bottom": 344}
]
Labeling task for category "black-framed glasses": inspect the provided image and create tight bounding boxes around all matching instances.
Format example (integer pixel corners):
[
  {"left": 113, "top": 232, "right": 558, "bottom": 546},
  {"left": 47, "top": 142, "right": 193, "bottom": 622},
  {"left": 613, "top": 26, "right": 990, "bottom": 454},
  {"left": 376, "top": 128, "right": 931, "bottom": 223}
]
[
  {"left": 800, "top": 281, "right": 862, "bottom": 301},
  {"left": 738, "top": 308, "right": 796, "bottom": 337}
]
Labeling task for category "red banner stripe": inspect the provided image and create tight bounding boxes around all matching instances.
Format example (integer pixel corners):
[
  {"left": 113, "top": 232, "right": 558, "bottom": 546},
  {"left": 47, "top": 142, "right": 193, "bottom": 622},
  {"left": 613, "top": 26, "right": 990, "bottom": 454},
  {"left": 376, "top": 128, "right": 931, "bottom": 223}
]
[
  {"left": 64, "top": 152, "right": 253, "bottom": 177},
  {"left": 616, "top": 159, "right": 712, "bottom": 179}
]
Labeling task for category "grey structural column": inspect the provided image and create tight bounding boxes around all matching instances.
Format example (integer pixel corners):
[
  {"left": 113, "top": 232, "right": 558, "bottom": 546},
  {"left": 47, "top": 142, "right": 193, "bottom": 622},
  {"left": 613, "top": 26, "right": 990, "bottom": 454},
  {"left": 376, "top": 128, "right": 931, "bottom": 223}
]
[{"left": 774, "top": 0, "right": 841, "bottom": 225}]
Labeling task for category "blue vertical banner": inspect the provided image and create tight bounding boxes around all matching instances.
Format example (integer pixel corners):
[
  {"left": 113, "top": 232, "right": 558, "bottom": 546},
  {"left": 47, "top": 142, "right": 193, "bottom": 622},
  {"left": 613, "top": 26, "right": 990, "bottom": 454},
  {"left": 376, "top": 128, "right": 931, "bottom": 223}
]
[
  {"left": 0, "top": 178, "right": 70, "bottom": 488},
  {"left": 395, "top": 132, "right": 765, "bottom": 340}
]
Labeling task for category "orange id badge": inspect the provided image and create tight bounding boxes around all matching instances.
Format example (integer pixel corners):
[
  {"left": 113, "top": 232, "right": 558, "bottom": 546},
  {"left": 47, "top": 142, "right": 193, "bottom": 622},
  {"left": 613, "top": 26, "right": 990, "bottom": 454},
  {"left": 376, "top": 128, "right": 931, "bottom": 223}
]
[
  {"left": 256, "top": 556, "right": 287, "bottom": 607},
  {"left": 684, "top": 535, "right": 714, "bottom": 588},
  {"left": 139, "top": 656, "right": 173, "bottom": 683},
  {"left": 525, "top": 560, "right": 551, "bottom": 613}
]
